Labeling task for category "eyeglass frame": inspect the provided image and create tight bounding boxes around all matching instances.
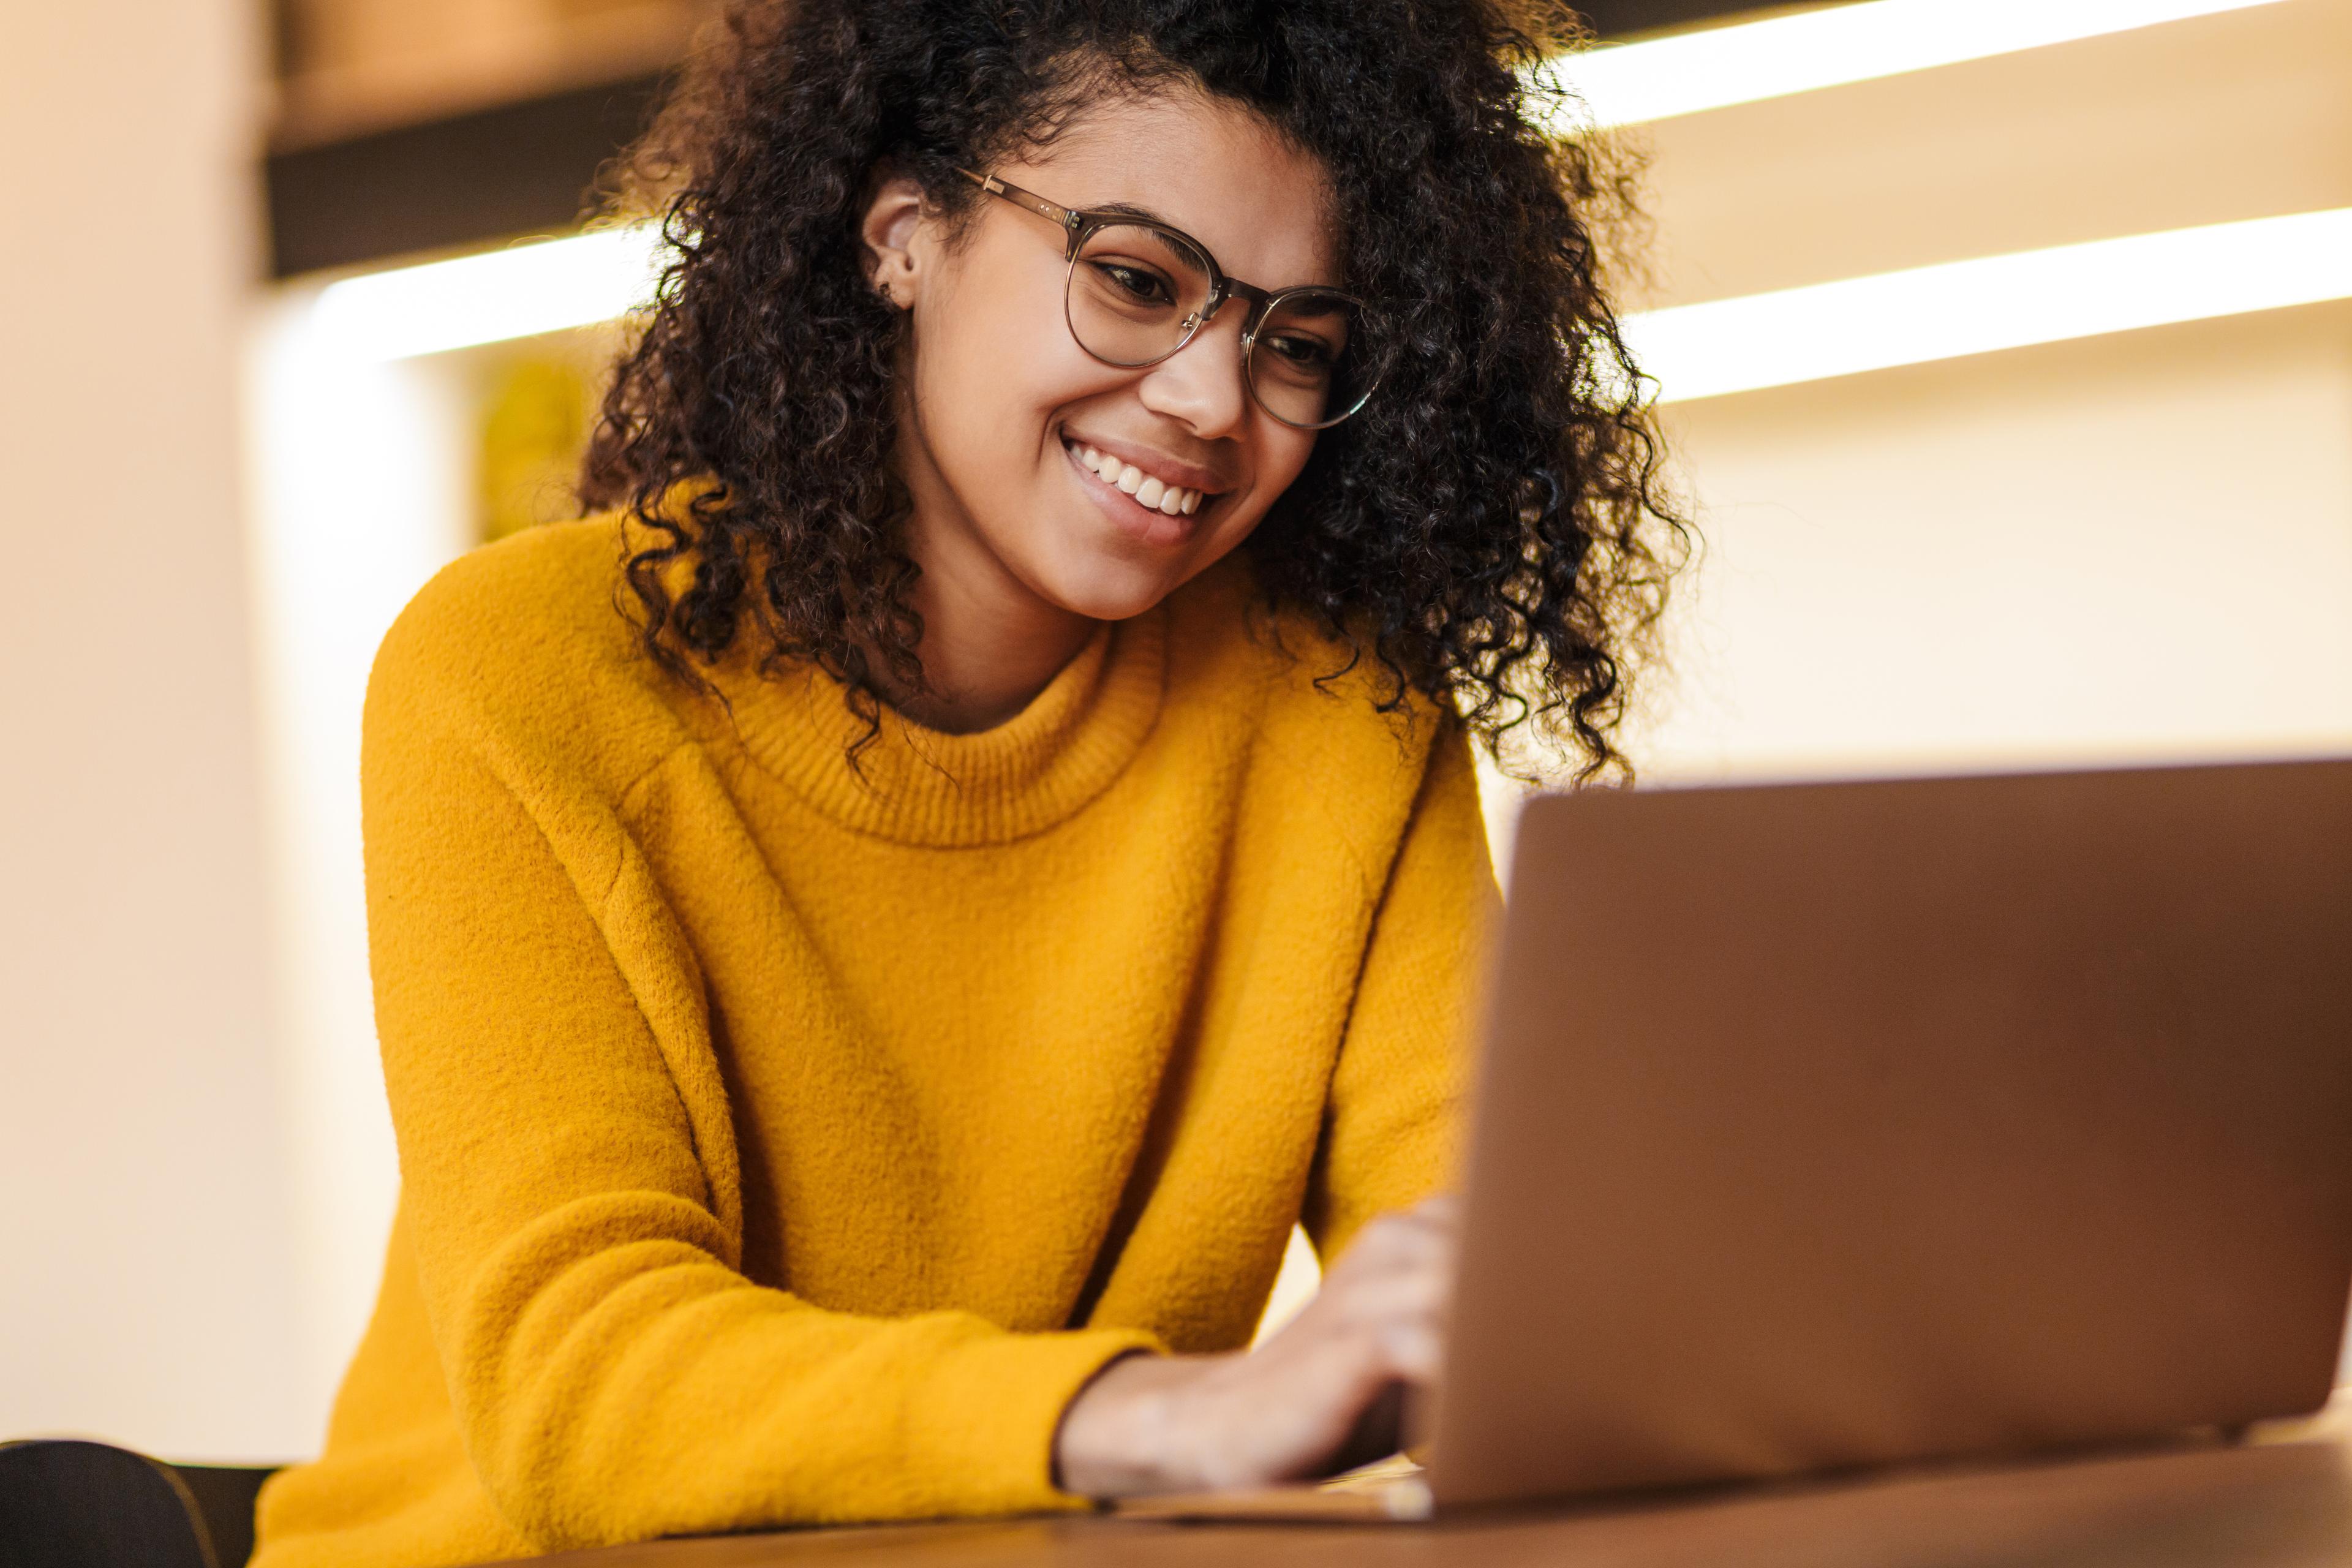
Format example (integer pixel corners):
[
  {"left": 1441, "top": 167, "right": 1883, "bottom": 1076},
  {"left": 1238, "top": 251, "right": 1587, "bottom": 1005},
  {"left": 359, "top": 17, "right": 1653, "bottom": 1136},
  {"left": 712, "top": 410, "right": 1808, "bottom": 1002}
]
[{"left": 954, "top": 167, "right": 1382, "bottom": 431}]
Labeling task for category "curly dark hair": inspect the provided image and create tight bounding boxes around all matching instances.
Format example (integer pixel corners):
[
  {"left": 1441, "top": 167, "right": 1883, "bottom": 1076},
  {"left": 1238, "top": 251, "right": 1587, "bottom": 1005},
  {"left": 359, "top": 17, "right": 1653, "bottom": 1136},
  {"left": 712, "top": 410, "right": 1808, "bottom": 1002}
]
[{"left": 581, "top": 0, "right": 1686, "bottom": 780}]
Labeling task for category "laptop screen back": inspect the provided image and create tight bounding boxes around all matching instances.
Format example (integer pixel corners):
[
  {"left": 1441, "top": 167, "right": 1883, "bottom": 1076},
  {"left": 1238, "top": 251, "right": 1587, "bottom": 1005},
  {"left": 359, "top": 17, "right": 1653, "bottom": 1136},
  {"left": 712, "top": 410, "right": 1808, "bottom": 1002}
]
[{"left": 1432, "top": 760, "right": 2352, "bottom": 1507}]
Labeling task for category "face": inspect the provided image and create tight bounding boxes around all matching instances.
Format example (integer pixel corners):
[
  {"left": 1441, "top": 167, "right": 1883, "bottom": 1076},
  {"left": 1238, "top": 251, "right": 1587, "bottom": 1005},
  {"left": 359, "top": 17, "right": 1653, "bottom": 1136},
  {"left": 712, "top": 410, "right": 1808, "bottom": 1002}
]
[{"left": 864, "top": 89, "right": 1342, "bottom": 627}]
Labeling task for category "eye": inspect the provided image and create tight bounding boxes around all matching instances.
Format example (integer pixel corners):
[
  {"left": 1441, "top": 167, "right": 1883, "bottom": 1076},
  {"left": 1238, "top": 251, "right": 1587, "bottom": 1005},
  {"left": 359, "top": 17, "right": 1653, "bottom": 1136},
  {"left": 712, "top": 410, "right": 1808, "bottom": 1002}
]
[
  {"left": 1261, "top": 332, "right": 1338, "bottom": 372},
  {"left": 1089, "top": 260, "right": 1177, "bottom": 306}
]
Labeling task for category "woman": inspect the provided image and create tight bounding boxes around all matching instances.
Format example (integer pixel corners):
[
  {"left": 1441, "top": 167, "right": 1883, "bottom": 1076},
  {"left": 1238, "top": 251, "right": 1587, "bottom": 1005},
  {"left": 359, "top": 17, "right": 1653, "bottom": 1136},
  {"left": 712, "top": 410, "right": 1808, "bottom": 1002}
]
[{"left": 255, "top": 0, "right": 1679, "bottom": 1561}]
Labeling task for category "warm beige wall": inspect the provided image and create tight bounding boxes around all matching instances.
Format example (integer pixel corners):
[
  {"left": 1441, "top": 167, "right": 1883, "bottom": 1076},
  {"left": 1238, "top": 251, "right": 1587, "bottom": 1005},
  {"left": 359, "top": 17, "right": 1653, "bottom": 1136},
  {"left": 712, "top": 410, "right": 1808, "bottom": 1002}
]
[
  {"left": 0, "top": 0, "right": 307, "bottom": 1458},
  {"left": 1643, "top": 304, "right": 2352, "bottom": 780},
  {"left": 1609, "top": 0, "right": 2352, "bottom": 783}
]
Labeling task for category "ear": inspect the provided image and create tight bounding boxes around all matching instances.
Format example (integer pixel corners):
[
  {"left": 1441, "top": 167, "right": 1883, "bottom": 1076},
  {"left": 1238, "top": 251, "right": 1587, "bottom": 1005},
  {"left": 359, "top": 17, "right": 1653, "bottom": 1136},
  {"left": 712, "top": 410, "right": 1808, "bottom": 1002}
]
[{"left": 861, "top": 174, "right": 928, "bottom": 309}]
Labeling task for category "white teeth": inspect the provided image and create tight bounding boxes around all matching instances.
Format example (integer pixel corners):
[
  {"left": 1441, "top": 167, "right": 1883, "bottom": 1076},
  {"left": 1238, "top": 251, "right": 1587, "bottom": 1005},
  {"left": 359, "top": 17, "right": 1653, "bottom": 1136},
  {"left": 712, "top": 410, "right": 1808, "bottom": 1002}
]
[{"left": 1072, "top": 442, "right": 1207, "bottom": 516}]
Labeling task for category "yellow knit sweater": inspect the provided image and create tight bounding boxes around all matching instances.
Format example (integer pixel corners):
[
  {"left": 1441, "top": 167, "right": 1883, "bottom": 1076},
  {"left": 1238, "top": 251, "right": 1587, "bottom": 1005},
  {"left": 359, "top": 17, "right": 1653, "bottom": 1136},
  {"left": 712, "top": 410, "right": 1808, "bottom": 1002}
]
[{"left": 252, "top": 518, "right": 1495, "bottom": 1567}]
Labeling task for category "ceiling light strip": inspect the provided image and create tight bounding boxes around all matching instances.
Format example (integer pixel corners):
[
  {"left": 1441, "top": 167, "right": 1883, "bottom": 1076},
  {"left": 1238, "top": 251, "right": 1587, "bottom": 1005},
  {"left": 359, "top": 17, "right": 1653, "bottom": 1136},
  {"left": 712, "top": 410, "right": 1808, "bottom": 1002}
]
[
  {"left": 1527, "top": 0, "right": 2291, "bottom": 131},
  {"left": 310, "top": 223, "right": 666, "bottom": 362},
  {"left": 1625, "top": 206, "right": 2352, "bottom": 403},
  {"left": 308, "top": 209, "right": 2352, "bottom": 407}
]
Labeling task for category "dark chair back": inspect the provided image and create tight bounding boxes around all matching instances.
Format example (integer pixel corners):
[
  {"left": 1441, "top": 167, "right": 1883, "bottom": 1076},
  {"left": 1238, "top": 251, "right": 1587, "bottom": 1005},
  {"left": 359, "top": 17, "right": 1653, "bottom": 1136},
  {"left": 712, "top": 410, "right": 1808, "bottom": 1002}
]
[
  {"left": 0, "top": 1440, "right": 279, "bottom": 1568},
  {"left": 166, "top": 1461, "right": 277, "bottom": 1568}
]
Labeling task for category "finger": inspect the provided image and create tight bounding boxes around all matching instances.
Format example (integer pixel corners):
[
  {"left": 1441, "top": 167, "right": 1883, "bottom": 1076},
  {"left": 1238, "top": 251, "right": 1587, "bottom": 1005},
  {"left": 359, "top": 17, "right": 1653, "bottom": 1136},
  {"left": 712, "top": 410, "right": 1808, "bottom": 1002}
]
[
  {"left": 1198, "top": 1332, "right": 1416, "bottom": 1484},
  {"left": 1264, "top": 1289, "right": 1452, "bottom": 1404},
  {"left": 1327, "top": 1210, "right": 1460, "bottom": 1283},
  {"left": 1367, "top": 1193, "right": 1461, "bottom": 1245},
  {"left": 1358, "top": 1200, "right": 1451, "bottom": 1243},
  {"left": 1375, "top": 1320, "right": 1446, "bottom": 1384},
  {"left": 1283, "top": 1312, "right": 1444, "bottom": 1398},
  {"left": 1255, "top": 1278, "right": 1441, "bottom": 1375},
  {"left": 1307, "top": 1320, "right": 1446, "bottom": 1411},
  {"left": 1314, "top": 1261, "right": 1453, "bottom": 1328},
  {"left": 1409, "top": 1191, "right": 1464, "bottom": 1227}
]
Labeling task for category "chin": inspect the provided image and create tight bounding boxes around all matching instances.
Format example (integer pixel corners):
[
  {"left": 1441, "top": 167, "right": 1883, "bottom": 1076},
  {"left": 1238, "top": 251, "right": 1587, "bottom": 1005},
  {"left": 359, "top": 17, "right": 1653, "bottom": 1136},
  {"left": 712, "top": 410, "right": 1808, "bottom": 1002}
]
[{"left": 1033, "top": 551, "right": 1189, "bottom": 624}]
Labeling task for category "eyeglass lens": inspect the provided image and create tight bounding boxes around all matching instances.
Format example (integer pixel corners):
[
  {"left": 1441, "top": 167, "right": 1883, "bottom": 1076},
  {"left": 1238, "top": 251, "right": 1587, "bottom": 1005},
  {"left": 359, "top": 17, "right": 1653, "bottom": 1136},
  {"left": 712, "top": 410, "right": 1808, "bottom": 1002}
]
[{"left": 1065, "top": 222, "right": 1374, "bottom": 429}]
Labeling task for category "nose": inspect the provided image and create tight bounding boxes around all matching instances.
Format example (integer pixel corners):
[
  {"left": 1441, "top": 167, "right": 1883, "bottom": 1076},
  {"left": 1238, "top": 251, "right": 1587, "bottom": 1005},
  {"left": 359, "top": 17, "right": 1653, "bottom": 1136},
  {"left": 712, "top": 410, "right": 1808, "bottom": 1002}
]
[{"left": 1135, "top": 304, "right": 1252, "bottom": 438}]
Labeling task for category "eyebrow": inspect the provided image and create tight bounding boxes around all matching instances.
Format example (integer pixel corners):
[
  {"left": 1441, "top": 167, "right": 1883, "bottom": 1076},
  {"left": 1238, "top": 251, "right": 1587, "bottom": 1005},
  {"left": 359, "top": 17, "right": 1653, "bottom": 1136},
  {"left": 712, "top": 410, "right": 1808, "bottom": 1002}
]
[
  {"left": 1085, "top": 199, "right": 1187, "bottom": 230},
  {"left": 1060, "top": 190, "right": 1348, "bottom": 293}
]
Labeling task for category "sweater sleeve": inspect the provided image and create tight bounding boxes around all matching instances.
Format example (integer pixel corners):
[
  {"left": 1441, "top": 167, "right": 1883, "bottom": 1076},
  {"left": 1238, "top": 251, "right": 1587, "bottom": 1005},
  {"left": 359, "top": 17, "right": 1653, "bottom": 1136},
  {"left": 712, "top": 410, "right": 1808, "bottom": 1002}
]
[
  {"left": 1301, "top": 723, "right": 1501, "bottom": 1259},
  {"left": 361, "top": 692, "right": 1156, "bottom": 1551}
]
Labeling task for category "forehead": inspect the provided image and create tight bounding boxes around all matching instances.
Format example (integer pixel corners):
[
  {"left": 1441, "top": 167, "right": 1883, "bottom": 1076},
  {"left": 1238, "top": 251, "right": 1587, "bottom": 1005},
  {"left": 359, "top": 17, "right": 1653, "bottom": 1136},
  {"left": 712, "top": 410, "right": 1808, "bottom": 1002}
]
[{"left": 992, "top": 89, "right": 1343, "bottom": 288}]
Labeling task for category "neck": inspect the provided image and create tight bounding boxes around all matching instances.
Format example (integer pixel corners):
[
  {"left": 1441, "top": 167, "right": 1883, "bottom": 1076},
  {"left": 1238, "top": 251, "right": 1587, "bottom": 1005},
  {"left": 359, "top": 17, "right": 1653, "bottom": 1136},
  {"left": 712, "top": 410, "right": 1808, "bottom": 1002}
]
[
  {"left": 888, "top": 552, "right": 1099, "bottom": 734},
  {"left": 880, "top": 466, "right": 1098, "bottom": 736}
]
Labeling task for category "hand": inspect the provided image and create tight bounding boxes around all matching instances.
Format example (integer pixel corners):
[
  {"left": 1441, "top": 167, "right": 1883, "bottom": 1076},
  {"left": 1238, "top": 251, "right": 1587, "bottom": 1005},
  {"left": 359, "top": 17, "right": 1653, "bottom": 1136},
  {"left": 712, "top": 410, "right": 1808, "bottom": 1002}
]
[{"left": 1054, "top": 1193, "right": 1460, "bottom": 1498}]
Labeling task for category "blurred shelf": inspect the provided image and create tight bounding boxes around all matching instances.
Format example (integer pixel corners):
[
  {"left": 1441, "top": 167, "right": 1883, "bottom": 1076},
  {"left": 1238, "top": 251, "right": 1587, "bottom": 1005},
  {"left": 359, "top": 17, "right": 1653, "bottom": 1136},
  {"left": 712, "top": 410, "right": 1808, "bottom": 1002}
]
[
  {"left": 266, "top": 72, "right": 667, "bottom": 277},
  {"left": 261, "top": 0, "right": 1800, "bottom": 279},
  {"left": 271, "top": 0, "right": 704, "bottom": 149},
  {"left": 1629, "top": 0, "right": 2352, "bottom": 309}
]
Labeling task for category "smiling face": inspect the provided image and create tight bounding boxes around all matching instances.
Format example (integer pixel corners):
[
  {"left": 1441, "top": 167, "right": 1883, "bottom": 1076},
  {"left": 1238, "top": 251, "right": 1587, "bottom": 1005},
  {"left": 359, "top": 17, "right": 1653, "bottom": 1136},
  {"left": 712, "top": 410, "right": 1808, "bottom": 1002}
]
[{"left": 864, "top": 88, "right": 1341, "bottom": 630}]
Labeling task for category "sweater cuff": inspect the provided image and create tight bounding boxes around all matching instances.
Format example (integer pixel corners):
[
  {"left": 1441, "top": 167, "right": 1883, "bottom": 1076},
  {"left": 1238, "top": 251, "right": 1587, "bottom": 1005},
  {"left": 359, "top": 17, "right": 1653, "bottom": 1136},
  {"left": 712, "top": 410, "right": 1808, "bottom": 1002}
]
[{"left": 915, "top": 1327, "right": 1164, "bottom": 1513}]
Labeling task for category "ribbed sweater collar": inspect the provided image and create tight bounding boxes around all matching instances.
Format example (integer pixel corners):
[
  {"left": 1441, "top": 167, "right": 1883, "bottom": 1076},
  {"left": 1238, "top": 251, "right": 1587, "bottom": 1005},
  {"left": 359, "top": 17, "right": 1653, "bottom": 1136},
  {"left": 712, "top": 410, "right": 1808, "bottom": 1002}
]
[{"left": 713, "top": 608, "right": 1169, "bottom": 847}]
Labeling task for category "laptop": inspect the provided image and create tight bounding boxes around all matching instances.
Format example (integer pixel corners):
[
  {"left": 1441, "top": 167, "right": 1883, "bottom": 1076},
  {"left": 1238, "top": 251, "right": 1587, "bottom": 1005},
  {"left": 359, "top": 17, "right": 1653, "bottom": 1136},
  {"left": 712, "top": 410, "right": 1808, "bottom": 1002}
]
[{"left": 1122, "top": 757, "right": 2352, "bottom": 1521}]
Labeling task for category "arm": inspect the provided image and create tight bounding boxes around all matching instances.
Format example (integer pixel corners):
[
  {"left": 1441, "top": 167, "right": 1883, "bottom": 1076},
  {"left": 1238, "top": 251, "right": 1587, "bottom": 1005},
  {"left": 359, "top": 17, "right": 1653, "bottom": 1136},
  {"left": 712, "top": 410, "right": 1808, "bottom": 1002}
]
[
  {"left": 364, "top": 707, "right": 1155, "bottom": 1550},
  {"left": 1304, "top": 722, "right": 1496, "bottom": 1254},
  {"left": 1057, "top": 725, "right": 1498, "bottom": 1494}
]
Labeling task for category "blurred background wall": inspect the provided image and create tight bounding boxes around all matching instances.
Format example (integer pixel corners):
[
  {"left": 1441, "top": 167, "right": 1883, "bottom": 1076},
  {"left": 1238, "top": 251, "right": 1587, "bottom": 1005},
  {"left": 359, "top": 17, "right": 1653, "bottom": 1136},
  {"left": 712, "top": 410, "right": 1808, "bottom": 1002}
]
[
  {"left": 0, "top": 0, "right": 306, "bottom": 1458},
  {"left": 4, "top": 0, "right": 2348, "bottom": 1463},
  {"left": 1630, "top": 1, "right": 2352, "bottom": 786}
]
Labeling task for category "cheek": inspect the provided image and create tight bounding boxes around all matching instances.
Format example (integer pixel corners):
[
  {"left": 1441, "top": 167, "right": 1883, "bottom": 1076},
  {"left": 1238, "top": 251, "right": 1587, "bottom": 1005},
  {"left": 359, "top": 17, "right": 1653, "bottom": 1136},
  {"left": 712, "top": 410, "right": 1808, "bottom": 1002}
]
[
  {"left": 1242, "top": 431, "right": 1320, "bottom": 520},
  {"left": 916, "top": 279, "right": 1120, "bottom": 469},
  {"left": 1264, "top": 431, "right": 1319, "bottom": 489},
  {"left": 1185, "top": 431, "right": 1317, "bottom": 570}
]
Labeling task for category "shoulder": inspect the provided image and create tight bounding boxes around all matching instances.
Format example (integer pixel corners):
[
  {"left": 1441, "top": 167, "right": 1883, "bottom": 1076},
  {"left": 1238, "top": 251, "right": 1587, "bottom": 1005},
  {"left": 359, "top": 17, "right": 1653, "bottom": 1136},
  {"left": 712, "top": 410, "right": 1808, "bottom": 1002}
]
[
  {"left": 363, "top": 516, "right": 687, "bottom": 799},
  {"left": 1164, "top": 551, "right": 1452, "bottom": 774},
  {"left": 1159, "top": 553, "right": 1468, "bottom": 869}
]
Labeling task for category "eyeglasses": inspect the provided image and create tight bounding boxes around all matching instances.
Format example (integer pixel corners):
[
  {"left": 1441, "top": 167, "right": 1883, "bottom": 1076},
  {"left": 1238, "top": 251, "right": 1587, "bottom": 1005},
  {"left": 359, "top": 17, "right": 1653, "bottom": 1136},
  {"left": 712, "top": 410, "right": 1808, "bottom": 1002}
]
[{"left": 957, "top": 168, "right": 1384, "bottom": 431}]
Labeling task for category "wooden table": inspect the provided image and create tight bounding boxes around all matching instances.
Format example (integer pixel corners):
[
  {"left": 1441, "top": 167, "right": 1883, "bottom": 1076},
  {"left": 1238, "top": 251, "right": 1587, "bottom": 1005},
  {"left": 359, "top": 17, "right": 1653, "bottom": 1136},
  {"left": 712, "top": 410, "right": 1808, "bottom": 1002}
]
[{"left": 540, "top": 1431, "right": 2352, "bottom": 1567}]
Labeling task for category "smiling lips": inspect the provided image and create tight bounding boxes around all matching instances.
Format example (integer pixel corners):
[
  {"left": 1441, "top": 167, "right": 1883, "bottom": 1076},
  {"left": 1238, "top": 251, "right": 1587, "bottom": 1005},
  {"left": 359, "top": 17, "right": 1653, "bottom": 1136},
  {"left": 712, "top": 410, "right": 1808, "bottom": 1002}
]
[{"left": 1075, "top": 444, "right": 1206, "bottom": 517}]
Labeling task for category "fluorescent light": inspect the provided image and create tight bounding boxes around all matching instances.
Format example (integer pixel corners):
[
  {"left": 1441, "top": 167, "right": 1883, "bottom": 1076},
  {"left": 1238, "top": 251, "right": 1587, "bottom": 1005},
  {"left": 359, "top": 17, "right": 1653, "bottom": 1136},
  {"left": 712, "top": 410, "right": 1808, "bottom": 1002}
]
[
  {"left": 311, "top": 223, "right": 665, "bottom": 360},
  {"left": 1527, "top": 0, "right": 2290, "bottom": 131},
  {"left": 1624, "top": 207, "right": 2352, "bottom": 403},
  {"left": 304, "top": 205, "right": 2352, "bottom": 410}
]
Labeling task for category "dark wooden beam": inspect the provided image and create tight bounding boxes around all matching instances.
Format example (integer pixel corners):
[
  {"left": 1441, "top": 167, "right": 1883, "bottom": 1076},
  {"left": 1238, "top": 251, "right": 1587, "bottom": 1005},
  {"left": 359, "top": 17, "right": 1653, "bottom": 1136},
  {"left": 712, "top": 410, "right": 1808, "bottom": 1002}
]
[{"left": 265, "top": 74, "right": 668, "bottom": 278}]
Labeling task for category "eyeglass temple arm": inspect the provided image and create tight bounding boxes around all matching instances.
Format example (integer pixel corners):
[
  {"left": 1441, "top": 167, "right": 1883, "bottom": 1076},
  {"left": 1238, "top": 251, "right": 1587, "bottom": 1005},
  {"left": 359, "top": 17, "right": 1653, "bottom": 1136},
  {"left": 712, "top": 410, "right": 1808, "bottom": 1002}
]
[{"left": 956, "top": 168, "right": 1082, "bottom": 236}]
